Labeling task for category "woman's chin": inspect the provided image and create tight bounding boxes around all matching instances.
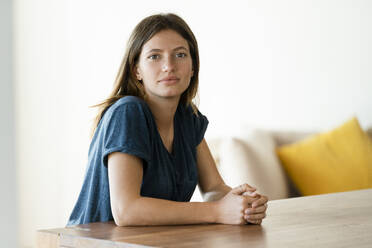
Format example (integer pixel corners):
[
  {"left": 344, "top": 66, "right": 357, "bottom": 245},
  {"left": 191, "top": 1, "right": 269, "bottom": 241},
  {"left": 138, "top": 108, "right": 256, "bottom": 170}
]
[
  {"left": 160, "top": 90, "right": 185, "bottom": 99},
  {"left": 145, "top": 87, "right": 187, "bottom": 101}
]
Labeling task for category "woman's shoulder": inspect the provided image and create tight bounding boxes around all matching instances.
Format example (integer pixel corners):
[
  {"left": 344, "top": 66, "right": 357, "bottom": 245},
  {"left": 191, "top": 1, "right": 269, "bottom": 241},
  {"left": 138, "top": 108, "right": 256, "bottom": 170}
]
[
  {"left": 106, "top": 96, "right": 148, "bottom": 115},
  {"left": 177, "top": 103, "right": 209, "bottom": 146},
  {"left": 98, "top": 96, "right": 151, "bottom": 127},
  {"left": 178, "top": 103, "right": 208, "bottom": 129},
  {"left": 112, "top": 96, "right": 147, "bottom": 109},
  {"left": 179, "top": 103, "right": 204, "bottom": 119}
]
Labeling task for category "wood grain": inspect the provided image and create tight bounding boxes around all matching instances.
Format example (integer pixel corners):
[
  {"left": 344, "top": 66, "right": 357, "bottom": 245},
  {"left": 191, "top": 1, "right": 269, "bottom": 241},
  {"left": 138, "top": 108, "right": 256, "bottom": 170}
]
[
  {"left": 36, "top": 231, "right": 59, "bottom": 248},
  {"left": 37, "top": 188, "right": 372, "bottom": 247}
]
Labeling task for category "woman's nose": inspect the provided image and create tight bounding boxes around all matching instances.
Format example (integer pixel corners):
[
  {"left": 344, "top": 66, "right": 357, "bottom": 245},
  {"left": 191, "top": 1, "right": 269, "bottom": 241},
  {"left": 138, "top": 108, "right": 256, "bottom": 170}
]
[{"left": 162, "top": 57, "right": 175, "bottom": 72}]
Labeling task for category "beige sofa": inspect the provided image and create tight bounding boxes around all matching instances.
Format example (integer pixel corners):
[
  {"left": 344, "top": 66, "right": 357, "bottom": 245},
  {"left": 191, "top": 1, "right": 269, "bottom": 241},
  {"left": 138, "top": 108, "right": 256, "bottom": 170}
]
[{"left": 201, "top": 126, "right": 372, "bottom": 201}]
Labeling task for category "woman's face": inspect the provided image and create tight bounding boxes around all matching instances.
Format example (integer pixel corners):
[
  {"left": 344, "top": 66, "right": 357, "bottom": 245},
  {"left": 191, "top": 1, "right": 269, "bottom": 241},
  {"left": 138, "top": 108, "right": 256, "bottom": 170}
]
[{"left": 135, "top": 29, "right": 193, "bottom": 101}]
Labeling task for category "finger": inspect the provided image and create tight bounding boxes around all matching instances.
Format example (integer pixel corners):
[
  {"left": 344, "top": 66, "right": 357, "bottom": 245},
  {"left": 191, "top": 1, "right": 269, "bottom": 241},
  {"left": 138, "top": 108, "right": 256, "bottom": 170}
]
[
  {"left": 242, "top": 195, "right": 259, "bottom": 206},
  {"left": 250, "top": 220, "right": 262, "bottom": 225},
  {"left": 242, "top": 191, "right": 260, "bottom": 197},
  {"left": 252, "top": 196, "right": 268, "bottom": 208},
  {"left": 245, "top": 212, "right": 266, "bottom": 221},
  {"left": 230, "top": 183, "right": 256, "bottom": 195},
  {"left": 244, "top": 204, "right": 267, "bottom": 215},
  {"left": 249, "top": 203, "right": 268, "bottom": 214},
  {"left": 245, "top": 216, "right": 263, "bottom": 225}
]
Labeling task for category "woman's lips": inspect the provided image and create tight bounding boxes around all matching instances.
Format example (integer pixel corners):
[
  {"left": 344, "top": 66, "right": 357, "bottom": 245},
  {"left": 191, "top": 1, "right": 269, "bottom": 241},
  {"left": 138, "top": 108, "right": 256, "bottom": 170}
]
[{"left": 159, "top": 77, "right": 179, "bottom": 85}]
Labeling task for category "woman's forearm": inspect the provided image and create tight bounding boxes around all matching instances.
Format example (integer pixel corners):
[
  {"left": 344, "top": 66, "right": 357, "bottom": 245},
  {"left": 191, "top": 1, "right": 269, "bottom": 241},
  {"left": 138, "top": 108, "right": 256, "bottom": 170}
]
[
  {"left": 202, "top": 184, "right": 232, "bottom": 202},
  {"left": 115, "top": 197, "right": 218, "bottom": 226}
]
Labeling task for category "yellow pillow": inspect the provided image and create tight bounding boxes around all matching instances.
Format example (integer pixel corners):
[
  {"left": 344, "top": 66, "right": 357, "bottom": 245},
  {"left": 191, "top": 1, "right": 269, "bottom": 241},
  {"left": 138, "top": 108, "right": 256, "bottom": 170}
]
[{"left": 276, "top": 117, "right": 372, "bottom": 196}]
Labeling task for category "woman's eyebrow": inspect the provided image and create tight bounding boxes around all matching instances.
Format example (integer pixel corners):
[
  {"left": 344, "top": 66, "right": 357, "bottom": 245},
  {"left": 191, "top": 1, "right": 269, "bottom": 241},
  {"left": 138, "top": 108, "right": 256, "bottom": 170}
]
[
  {"left": 145, "top": 48, "right": 162, "bottom": 54},
  {"left": 145, "top": 46, "right": 188, "bottom": 54},
  {"left": 173, "top": 46, "right": 188, "bottom": 51}
]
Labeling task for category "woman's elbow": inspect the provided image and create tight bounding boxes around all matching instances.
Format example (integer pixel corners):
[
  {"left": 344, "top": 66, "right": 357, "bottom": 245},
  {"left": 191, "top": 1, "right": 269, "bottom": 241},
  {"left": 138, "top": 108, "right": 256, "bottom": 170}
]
[
  {"left": 113, "top": 216, "right": 131, "bottom": 227},
  {"left": 112, "top": 204, "right": 136, "bottom": 227}
]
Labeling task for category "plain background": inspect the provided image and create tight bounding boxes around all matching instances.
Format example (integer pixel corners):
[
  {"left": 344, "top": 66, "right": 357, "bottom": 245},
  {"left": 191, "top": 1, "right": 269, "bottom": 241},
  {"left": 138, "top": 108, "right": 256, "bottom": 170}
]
[
  {"left": 2, "top": 0, "right": 371, "bottom": 247},
  {"left": 1, "top": 0, "right": 17, "bottom": 247}
]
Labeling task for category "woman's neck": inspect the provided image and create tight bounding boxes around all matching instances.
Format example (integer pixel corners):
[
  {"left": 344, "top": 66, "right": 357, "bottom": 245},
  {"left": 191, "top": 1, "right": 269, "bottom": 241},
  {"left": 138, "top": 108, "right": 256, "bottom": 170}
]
[{"left": 145, "top": 96, "right": 179, "bottom": 131}]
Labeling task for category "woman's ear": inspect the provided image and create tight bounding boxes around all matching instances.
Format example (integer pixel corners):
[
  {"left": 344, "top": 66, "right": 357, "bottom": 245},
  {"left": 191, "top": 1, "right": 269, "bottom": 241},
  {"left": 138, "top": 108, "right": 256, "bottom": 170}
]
[{"left": 135, "top": 66, "right": 142, "bottom": 81}]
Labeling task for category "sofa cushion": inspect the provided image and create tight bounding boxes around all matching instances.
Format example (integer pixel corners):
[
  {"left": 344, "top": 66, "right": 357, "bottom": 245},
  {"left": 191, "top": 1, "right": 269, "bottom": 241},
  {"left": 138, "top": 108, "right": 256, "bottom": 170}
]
[
  {"left": 276, "top": 117, "right": 372, "bottom": 196},
  {"left": 218, "top": 130, "right": 289, "bottom": 200},
  {"left": 367, "top": 127, "right": 372, "bottom": 141}
]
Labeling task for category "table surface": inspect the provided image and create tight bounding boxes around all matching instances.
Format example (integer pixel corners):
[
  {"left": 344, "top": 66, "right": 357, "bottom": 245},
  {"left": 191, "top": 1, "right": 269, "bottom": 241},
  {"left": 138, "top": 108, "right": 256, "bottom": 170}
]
[{"left": 37, "top": 188, "right": 372, "bottom": 248}]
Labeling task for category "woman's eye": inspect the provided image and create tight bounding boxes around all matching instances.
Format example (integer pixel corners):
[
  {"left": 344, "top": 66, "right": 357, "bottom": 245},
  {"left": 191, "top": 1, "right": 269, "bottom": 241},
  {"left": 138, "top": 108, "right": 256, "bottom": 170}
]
[
  {"left": 176, "top": 53, "right": 187, "bottom": 58},
  {"left": 148, "top": 54, "right": 160, "bottom": 60}
]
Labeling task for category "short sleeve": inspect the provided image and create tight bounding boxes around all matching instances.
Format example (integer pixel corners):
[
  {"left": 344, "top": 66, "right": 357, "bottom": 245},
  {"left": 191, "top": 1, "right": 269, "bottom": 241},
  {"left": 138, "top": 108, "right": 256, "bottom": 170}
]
[
  {"left": 193, "top": 109, "right": 209, "bottom": 146},
  {"left": 101, "top": 102, "right": 151, "bottom": 167}
]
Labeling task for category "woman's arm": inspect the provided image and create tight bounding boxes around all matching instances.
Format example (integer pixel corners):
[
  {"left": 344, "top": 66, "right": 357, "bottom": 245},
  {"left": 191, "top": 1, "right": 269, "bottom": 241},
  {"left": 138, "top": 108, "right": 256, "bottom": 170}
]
[
  {"left": 196, "top": 139, "right": 255, "bottom": 201},
  {"left": 108, "top": 151, "right": 256, "bottom": 226},
  {"left": 197, "top": 138, "right": 269, "bottom": 224},
  {"left": 196, "top": 139, "right": 232, "bottom": 201},
  {"left": 108, "top": 152, "right": 214, "bottom": 226}
]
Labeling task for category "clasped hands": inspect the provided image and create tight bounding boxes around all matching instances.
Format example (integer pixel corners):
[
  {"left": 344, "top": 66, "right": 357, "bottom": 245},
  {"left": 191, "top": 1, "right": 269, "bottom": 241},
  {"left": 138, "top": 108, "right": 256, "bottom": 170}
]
[{"left": 216, "top": 183, "right": 268, "bottom": 225}]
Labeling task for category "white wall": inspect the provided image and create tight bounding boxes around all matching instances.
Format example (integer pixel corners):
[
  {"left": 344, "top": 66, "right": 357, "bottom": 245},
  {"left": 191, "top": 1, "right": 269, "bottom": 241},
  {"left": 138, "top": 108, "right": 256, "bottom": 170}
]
[
  {"left": 0, "top": 0, "right": 17, "bottom": 247},
  {"left": 14, "top": 0, "right": 372, "bottom": 247}
]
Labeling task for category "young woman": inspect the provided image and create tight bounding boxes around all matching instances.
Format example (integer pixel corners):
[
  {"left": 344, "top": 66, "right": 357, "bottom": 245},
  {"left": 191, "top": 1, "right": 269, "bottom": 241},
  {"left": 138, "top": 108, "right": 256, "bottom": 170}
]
[{"left": 68, "top": 13, "right": 268, "bottom": 226}]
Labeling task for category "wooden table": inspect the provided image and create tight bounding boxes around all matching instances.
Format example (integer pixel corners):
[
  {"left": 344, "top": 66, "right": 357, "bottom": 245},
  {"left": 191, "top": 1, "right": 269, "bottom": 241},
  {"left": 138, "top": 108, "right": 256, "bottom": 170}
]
[{"left": 37, "top": 189, "right": 372, "bottom": 248}]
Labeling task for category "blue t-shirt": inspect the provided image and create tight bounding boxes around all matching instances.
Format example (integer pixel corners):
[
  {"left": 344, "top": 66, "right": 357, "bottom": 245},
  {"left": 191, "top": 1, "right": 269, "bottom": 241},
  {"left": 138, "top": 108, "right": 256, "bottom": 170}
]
[{"left": 67, "top": 96, "right": 208, "bottom": 226}]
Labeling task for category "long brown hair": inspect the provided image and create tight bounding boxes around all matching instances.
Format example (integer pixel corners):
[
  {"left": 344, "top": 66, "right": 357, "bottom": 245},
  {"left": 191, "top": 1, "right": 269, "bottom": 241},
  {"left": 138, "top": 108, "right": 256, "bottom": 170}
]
[{"left": 91, "top": 13, "right": 200, "bottom": 137}]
